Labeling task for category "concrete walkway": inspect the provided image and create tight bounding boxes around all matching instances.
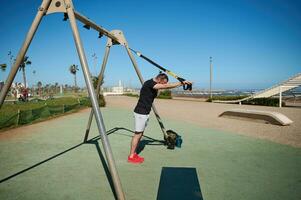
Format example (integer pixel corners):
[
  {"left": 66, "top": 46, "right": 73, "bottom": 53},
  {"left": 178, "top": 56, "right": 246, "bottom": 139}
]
[{"left": 106, "top": 96, "right": 301, "bottom": 148}]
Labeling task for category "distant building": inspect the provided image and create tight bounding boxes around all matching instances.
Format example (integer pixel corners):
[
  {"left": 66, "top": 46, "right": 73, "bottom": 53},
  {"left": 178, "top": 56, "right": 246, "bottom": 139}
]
[
  {"left": 103, "top": 80, "right": 124, "bottom": 96},
  {"left": 112, "top": 80, "right": 124, "bottom": 93},
  {"left": 124, "top": 87, "right": 136, "bottom": 92}
]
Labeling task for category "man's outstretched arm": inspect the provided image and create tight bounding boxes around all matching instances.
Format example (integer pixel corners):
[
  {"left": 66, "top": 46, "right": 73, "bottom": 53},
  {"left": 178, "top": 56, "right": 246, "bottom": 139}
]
[{"left": 153, "top": 81, "right": 192, "bottom": 90}]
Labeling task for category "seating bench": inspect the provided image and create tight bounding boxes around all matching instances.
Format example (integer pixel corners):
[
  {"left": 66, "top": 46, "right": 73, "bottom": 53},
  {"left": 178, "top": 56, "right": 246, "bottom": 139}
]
[{"left": 219, "top": 109, "right": 293, "bottom": 126}]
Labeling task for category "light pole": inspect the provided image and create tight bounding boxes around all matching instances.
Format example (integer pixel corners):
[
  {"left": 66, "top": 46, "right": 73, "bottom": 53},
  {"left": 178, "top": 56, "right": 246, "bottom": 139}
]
[
  {"left": 32, "top": 70, "right": 36, "bottom": 97},
  {"left": 92, "top": 53, "right": 98, "bottom": 76},
  {"left": 210, "top": 56, "right": 213, "bottom": 100}
]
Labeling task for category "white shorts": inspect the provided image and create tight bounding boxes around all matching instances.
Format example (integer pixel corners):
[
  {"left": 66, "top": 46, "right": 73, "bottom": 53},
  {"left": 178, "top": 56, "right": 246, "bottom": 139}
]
[{"left": 134, "top": 112, "right": 150, "bottom": 132}]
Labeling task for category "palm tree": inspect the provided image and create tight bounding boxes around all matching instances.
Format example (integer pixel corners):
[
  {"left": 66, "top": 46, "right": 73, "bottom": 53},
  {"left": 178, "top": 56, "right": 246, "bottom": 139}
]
[
  {"left": 18, "top": 56, "right": 31, "bottom": 88},
  {"left": 0, "top": 63, "right": 7, "bottom": 72},
  {"left": 69, "top": 64, "right": 79, "bottom": 92},
  {"left": 45, "top": 84, "right": 50, "bottom": 95},
  {"left": 37, "top": 81, "right": 42, "bottom": 97},
  {"left": 55, "top": 82, "right": 59, "bottom": 94},
  {"left": 0, "top": 63, "right": 7, "bottom": 81},
  {"left": 0, "top": 63, "right": 7, "bottom": 92},
  {"left": 64, "top": 84, "right": 68, "bottom": 93},
  {"left": 8, "top": 51, "right": 14, "bottom": 67}
]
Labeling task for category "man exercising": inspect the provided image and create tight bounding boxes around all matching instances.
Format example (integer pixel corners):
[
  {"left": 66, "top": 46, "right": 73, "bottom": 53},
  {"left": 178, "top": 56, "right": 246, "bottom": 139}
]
[{"left": 128, "top": 73, "right": 191, "bottom": 164}]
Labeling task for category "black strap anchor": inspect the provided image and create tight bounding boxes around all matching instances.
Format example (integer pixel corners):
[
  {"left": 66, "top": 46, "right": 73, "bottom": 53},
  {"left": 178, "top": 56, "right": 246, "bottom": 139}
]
[{"left": 129, "top": 48, "right": 192, "bottom": 91}]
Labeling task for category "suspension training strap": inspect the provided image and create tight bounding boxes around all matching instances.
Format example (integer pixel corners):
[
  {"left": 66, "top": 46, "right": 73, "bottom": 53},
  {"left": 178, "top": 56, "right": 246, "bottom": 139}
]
[{"left": 129, "top": 48, "right": 192, "bottom": 91}]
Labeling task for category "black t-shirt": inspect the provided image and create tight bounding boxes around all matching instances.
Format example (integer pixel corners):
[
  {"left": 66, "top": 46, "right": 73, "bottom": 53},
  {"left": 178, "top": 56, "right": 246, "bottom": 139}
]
[{"left": 134, "top": 79, "right": 158, "bottom": 114}]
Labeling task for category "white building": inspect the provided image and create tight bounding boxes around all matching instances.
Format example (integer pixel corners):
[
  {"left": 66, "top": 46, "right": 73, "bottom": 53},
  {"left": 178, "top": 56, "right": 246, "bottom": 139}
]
[
  {"left": 104, "top": 80, "right": 124, "bottom": 96},
  {"left": 112, "top": 80, "right": 124, "bottom": 93}
]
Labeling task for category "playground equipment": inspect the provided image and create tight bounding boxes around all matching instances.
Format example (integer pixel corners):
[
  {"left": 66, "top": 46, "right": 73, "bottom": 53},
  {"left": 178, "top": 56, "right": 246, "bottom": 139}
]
[
  {"left": 0, "top": 1, "right": 191, "bottom": 199},
  {"left": 219, "top": 109, "right": 293, "bottom": 126},
  {"left": 213, "top": 73, "right": 301, "bottom": 107}
]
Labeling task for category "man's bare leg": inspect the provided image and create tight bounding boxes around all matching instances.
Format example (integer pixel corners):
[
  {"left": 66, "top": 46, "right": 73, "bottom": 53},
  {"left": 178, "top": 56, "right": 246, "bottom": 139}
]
[{"left": 129, "top": 131, "right": 143, "bottom": 158}]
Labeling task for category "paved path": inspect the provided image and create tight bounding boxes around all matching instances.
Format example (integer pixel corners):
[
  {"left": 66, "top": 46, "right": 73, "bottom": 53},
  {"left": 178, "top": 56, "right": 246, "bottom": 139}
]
[{"left": 106, "top": 96, "right": 301, "bottom": 148}]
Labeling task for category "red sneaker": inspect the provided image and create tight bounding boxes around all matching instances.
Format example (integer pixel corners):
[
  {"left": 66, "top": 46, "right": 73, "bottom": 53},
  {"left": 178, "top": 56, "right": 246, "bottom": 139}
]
[
  {"left": 134, "top": 153, "right": 144, "bottom": 162},
  {"left": 128, "top": 155, "right": 144, "bottom": 164}
]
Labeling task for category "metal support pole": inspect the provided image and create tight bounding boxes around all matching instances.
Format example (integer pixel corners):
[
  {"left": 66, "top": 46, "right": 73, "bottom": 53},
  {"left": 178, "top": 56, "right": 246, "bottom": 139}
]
[
  {"left": 279, "top": 86, "right": 282, "bottom": 108},
  {"left": 84, "top": 45, "right": 111, "bottom": 142},
  {"left": 0, "top": 0, "right": 51, "bottom": 107},
  {"left": 125, "top": 45, "right": 167, "bottom": 138},
  {"left": 66, "top": 3, "right": 125, "bottom": 200},
  {"left": 209, "top": 56, "right": 213, "bottom": 100}
]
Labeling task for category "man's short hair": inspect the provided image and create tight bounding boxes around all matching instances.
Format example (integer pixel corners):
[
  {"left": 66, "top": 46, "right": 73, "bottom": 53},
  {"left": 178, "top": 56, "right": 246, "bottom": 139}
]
[{"left": 156, "top": 73, "right": 169, "bottom": 82}]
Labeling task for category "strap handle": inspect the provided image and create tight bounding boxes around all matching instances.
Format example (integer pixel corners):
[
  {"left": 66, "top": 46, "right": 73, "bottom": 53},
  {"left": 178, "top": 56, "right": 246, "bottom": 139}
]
[{"left": 177, "top": 77, "right": 192, "bottom": 91}]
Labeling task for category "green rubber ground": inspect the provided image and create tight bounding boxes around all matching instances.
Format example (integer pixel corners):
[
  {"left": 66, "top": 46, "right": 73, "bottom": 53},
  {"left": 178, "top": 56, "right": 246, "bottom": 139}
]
[{"left": 0, "top": 107, "right": 300, "bottom": 200}]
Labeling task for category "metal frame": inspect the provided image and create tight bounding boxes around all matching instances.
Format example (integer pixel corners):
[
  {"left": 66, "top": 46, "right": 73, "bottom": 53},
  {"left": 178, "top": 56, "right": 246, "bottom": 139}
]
[
  {"left": 0, "top": 0, "right": 169, "bottom": 199},
  {"left": 83, "top": 30, "right": 168, "bottom": 142},
  {"left": 0, "top": 0, "right": 125, "bottom": 199}
]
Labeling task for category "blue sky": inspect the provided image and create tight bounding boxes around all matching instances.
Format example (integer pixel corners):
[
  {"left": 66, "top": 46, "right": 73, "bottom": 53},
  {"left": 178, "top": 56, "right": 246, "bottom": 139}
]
[{"left": 0, "top": 0, "right": 300, "bottom": 90}]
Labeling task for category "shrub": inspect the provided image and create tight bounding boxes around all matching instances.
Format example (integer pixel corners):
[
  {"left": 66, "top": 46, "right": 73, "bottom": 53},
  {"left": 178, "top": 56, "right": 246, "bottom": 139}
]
[
  {"left": 158, "top": 90, "right": 172, "bottom": 99},
  {"left": 206, "top": 95, "right": 249, "bottom": 102},
  {"left": 243, "top": 98, "right": 285, "bottom": 107},
  {"left": 124, "top": 93, "right": 139, "bottom": 98},
  {"left": 79, "top": 95, "right": 106, "bottom": 107},
  {"left": 98, "top": 94, "right": 106, "bottom": 107},
  {"left": 45, "top": 97, "right": 79, "bottom": 106},
  {"left": 0, "top": 96, "right": 106, "bottom": 130},
  {"left": 124, "top": 90, "right": 172, "bottom": 99}
]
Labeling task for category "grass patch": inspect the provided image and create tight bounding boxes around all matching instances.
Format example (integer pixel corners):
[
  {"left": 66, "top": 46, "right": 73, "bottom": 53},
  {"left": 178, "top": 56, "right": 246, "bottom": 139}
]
[
  {"left": 123, "top": 93, "right": 139, "bottom": 98},
  {"left": 207, "top": 95, "right": 249, "bottom": 102},
  {"left": 243, "top": 98, "right": 285, "bottom": 107},
  {"left": 208, "top": 95, "right": 285, "bottom": 107},
  {"left": 158, "top": 90, "right": 172, "bottom": 99},
  {"left": 0, "top": 96, "right": 105, "bottom": 130}
]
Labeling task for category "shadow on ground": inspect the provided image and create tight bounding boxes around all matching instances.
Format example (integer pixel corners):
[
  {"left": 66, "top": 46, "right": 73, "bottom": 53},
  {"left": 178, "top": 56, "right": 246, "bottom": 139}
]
[
  {"left": 157, "top": 167, "right": 203, "bottom": 200},
  {"left": 0, "top": 127, "right": 164, "bottom": 200}
]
